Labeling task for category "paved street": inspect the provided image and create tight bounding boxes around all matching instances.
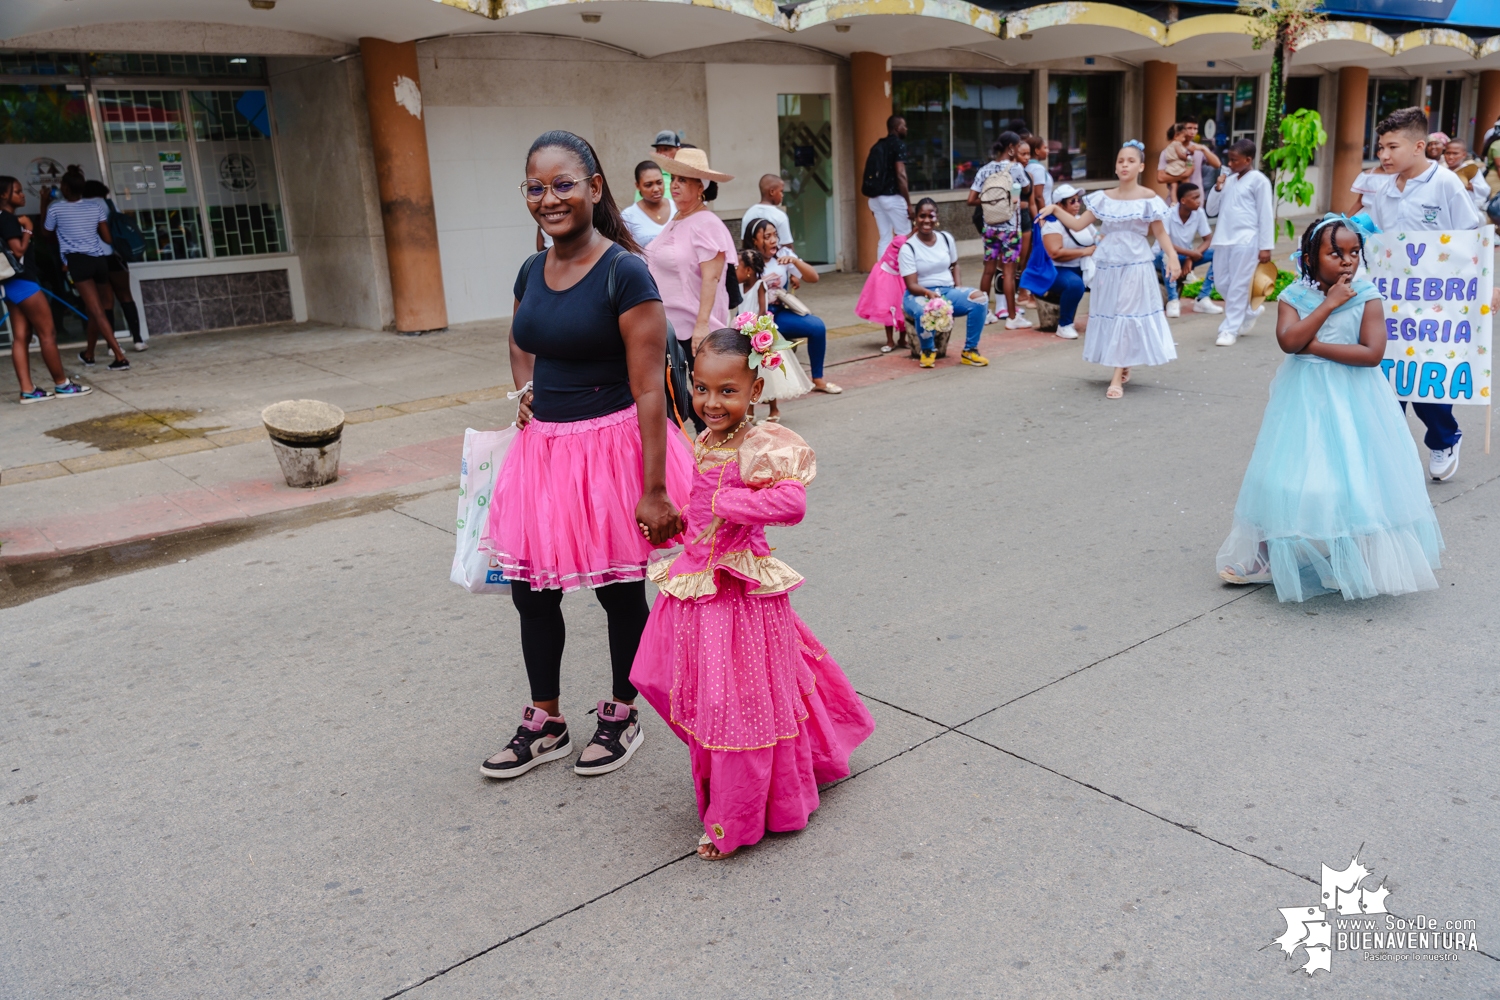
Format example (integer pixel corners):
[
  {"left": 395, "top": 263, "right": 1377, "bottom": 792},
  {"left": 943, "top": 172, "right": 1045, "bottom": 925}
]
[{"left": 3, "top": 272, "right": 1499, "bottom": 998}]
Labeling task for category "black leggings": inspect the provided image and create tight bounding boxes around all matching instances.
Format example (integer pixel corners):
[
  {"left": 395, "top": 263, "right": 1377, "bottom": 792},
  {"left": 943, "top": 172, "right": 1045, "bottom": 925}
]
[{"left": 510, "top": 580, "right": 650, "bottom": 704}]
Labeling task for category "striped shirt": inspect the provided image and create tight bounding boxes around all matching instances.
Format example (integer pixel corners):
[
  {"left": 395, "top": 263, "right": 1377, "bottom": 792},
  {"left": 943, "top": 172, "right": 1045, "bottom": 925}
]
[{"left": 45, "top": 197, "right": 111, "bottom": 257}]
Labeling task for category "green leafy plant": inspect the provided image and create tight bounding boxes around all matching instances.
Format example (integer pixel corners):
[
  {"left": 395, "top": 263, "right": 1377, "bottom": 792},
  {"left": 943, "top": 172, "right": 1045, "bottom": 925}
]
[
  {"left": 1263, "top": 108, "right": 1328, "bottom": 241},
  {"left": 1237, "top": 0, "right": 1326, "bottom": 163}
]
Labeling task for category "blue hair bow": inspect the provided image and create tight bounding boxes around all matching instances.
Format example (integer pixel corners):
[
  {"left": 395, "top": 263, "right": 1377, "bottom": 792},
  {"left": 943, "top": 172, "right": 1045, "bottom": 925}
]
[{"left": 1122, "top": 139, "right": 1146, "bottom": 154}]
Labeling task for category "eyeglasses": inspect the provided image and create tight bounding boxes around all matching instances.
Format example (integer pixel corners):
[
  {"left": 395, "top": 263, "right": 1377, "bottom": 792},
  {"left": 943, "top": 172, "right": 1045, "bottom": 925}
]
[{"left": 519, "top": 175, "right": 594, "bottom": 202}]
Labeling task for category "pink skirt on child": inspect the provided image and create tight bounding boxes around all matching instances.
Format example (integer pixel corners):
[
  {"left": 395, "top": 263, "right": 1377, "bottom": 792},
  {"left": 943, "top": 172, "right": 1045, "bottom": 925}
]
[
  {"left": 854, "top": 234, "right": 910, "bottom": 328},
  {"left": 481, "top": 404, "right": 694, "bottom": 592},
  {"left": 630, "top": 575, "right": 876, "bottom": 854}
]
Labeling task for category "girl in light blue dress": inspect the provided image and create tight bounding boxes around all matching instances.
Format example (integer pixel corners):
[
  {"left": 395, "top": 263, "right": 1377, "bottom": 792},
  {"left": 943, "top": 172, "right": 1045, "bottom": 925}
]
[{"left": 1217, "top": 214, "right": 1443, "bottom": 602}]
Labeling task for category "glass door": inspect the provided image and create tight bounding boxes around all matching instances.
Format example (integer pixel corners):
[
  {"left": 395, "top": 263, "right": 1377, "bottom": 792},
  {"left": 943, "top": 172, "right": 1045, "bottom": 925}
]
[
  {"left": 777, "top": 93, "right": 834, "bottom": 266},
  {"left": 96, "top": 88, "right": 206, "bottom": 261}
]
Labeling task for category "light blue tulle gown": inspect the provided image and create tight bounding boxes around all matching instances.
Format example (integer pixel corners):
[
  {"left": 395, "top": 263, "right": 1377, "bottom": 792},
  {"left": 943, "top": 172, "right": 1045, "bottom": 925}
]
[{"left": 1216, "top": 277, "right": 1443, "bottom": 602}]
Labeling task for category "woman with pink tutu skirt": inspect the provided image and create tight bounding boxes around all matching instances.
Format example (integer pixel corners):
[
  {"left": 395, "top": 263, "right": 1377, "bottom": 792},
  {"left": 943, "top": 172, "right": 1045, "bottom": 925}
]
[
  {"left": 631, "top": 320, "right": 876, "bottom": 860},
  {"left": 854, "top": 231, "right": 911, "bottom": 353},
  {"left": 478, "top": 131, "right": 695, "bottom": 781}
]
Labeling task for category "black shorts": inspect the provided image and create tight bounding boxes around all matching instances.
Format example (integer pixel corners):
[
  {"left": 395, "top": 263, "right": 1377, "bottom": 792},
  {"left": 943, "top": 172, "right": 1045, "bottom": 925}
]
[
  {"left": 106, "top": 252, "right": 128, "bottom": 274},
  {"left": 1020, "top": 208, "right": 1035, "bottom": 231},
  {"left": 65, "top": 252, "right": 111, "bottom": 284}
]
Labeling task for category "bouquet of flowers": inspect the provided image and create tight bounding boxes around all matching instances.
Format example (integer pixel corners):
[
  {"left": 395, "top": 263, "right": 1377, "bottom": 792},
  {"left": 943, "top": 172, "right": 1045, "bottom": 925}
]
[
  {"left": 734, "top": 311, "right": 795, "bottom": 372},
  {"left": 920, "top": 296, "right": 953, "bottom": 334}
]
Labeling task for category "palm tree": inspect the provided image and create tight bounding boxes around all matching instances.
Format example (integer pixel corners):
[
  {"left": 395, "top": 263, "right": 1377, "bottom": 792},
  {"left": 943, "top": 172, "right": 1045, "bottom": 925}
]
[{"left": 1237, "top": 0, "right": 1326, "bottom": 164}]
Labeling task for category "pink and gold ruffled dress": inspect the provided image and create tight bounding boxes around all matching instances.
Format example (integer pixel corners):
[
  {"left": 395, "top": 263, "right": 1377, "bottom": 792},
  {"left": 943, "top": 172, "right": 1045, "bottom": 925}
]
[{"left": 629, "top": 422, "right": 875, "bottom": 854}]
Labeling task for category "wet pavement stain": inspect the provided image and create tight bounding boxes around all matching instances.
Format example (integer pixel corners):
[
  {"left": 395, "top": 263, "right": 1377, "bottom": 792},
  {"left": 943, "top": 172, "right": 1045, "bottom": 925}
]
[{"left": 43, "top": 409, "right": 227, "bottom": 451}]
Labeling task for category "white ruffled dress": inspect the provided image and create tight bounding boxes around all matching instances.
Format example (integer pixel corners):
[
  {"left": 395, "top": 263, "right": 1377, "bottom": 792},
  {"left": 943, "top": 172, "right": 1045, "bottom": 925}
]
[{"left": 1080, "top": 191, "right": 1177, "bottom": 369}]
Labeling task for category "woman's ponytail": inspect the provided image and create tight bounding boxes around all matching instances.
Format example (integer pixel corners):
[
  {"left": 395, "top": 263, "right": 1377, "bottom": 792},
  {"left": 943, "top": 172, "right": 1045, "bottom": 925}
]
[{"left": 526, "top": 130, "right": 642, "bottom": 256}]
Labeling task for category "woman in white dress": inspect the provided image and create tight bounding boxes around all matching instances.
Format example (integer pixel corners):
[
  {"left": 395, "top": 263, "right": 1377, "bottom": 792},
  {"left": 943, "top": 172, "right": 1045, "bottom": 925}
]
[{"left": 1042, "top": 141, "right": 1179, "bottom": 398}]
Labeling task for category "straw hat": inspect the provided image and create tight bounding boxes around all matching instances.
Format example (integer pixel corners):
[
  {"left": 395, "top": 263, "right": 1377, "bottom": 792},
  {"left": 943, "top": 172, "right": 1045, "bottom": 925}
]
[
  {"left": 1249, "top": 261, "right": 1280, "bottom": 308},
  {"left": 651, "top": 147, "right": 732, "bottom": 183}
]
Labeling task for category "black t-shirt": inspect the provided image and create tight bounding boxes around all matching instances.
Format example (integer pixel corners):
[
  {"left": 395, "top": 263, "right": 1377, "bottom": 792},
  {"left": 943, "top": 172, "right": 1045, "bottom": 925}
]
[
  {"left": 511, "top": 244, "right": 661, "bottom": 423},
  {"left": 876, "top": 136, "right": 908, "bottom": 196},
  {"left": 0, "top": 210, "right": 40, "bottom": 282}
]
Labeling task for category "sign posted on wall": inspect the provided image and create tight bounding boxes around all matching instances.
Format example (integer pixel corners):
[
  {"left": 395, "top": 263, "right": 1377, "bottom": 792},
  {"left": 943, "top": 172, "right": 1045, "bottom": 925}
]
[{"left": 1366, "top": 226, "right": 1494, "bottom": 406}]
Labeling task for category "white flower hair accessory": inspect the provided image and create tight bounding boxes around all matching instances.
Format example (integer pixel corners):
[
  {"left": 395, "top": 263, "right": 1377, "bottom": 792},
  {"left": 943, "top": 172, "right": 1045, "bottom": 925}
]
[{"left": 734, "top": 311, "right": 794, "bottom": 373}]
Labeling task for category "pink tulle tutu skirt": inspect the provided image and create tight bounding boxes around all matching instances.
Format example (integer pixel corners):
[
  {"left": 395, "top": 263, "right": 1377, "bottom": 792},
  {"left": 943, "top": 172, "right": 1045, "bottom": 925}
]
[
  {"left": 854, "top": 234, "right": 910, "bottom": 328},
  {"left": 481, "top": 404, "right": 694, "bottom": 592},
  {"left": 630, "top": 575, "right": 876, "bottom": 854}
]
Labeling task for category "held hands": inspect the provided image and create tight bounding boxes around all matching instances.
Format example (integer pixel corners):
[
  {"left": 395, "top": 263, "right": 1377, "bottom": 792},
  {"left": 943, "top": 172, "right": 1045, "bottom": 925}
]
[
  {"left": 693, "top": 515, "right": 724, "bottom": 546},
  {"left": 636, "top": 488, "right": 684, "bottom": 546}
]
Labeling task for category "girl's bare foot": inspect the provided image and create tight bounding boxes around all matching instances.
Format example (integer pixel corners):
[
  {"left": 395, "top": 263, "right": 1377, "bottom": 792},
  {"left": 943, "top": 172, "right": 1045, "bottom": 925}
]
[{"left": 697, "top": 833, "right": 732, "bottom": 860}]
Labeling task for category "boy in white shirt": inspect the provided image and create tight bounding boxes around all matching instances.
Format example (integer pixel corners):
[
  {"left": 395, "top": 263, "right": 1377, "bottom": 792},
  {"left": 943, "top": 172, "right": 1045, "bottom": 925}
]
[
  {"left": 1354, "top": 106, "right": 1486, "bottom": 482},
  {"left": 1205, "top": 138, "right": 1274, "bottom": 346},
  {"left": 1156, "top": 182, "right": 1220, "bottom": 318},
  {"left": 740, "top": 174, "right": 794, "bottom": 254}
]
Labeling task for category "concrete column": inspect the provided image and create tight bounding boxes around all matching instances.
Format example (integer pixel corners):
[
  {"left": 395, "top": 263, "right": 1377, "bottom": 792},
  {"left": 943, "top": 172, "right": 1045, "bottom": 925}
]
[
  {"left": 1142, "top": 60, "right": 1177, "bottom": 197},
  {"left": 1476, "top": 70, "right": 1500, "bottom": 154},
  {"left": 1331, "top": 65, "right": 1369, "bottom": 216},
  {"left": 359, "top": 37, "right": 447, "bottom": 333},
  {"left": 851, "top": 51, "right": 892, "bottom": 272}
]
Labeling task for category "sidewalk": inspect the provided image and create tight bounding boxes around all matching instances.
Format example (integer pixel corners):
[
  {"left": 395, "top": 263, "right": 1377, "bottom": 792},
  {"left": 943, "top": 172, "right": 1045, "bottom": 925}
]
[{"left": 0, "top": 257, "right": 1184, "bottom": 569}]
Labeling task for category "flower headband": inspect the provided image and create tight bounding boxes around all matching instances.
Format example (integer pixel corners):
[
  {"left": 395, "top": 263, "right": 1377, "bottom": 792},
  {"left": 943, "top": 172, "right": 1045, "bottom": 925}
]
[
  {"left": 1122, "top": 139, "right": 1146, "bottom": 154},
  {"left": 734, "top": 311, "right": 793, "bottom": 373}
]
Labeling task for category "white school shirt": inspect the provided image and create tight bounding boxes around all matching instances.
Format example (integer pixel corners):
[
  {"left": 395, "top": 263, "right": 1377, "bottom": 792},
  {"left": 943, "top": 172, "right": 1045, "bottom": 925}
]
[
  {"left": 898, "top": 231, "right": 958, "bottom": 288},
  {"left": 1025, "top": 160, "right": 1052, "bottom": 210},
  {"left": 1469, "top": 170, "right": 1491, "bottom": 213},
  {"left": 740, "top": 203, "right": 793, "bottom": 249},
  {"left": 1361, "top": 162, "right": 1481, "bottom": 233},
  {"left": 621, "top": 200, "right": 676, "bottom": 248},
  {"left": 1204, "top": 169, "right": 1273, "bottom": 250},
  {"left": 761, "top": 248, "right": 799, "bottom": 291},
  {"left": 1166, "top": 206, "right": 1211, "bottom": 253},
  {"left": 1039, "top": 218, "right": 1096, "bottom": 269}
]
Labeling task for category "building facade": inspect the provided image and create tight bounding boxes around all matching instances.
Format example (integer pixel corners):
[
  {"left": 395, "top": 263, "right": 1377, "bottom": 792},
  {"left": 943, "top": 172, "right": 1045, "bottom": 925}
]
[{"left": 3, "top": 0, "right": 1498, "bottom": 340}]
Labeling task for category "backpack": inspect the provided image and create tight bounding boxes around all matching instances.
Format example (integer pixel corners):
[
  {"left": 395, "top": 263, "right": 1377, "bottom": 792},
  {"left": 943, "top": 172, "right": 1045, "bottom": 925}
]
[
  {"left": 861, "top": 138, "right": 891, "bottom": 198},
  {"left": 106, "top": 198, "right": 147, "bottom": 263},
  {"left": 979, "top": 166, "right": 1017, "bottom": 226}
]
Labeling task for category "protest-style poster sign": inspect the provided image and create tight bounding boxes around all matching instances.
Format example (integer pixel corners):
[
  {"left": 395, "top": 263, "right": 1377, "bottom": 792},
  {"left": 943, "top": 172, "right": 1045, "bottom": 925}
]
[{"left": 1366, "top": 226, "right": 1494, "bottom": 406}]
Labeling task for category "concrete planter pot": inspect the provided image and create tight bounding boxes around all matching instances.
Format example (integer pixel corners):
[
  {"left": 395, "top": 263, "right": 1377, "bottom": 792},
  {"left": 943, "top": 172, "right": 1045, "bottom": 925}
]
[{"left": 261, "top": 399, "right": 345, "bottom": 488}]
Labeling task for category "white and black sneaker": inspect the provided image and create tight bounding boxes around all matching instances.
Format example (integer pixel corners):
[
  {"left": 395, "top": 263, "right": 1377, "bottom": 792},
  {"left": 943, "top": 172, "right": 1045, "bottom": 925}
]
[
  {"left": 573, "top": 700, "right": 643, "bottom": 776},
  {"left": 480, "top": 705, "right": 571, "bottom": 779}
]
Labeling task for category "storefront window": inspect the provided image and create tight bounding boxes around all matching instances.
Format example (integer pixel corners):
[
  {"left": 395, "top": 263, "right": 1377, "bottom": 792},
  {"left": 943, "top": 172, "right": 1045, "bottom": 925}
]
[
  {"left": 1177, "top": 77, "right": 1260, "bottom": 156},
  {"left": 191, "top": 90, "right": 287, "bottom": 256},
  {"left": 1047, "top": 74, "right": 1122, "bottom": 182},
  {"left": 893, "top": 71, "right": 1034, "bottom": 191},
  {"left": 1365, "top": 79, "right": 1420, "bottom": 158},
  {"left": 97, "top": 89, "right": 205, "bottom": 261},
  {"left": 1424, "top": 79, "right": 1461, "bottom": 141},
  {"left": 951, "top": 74, "right": 1029, "bottom": 188},
  {"left": 91, "top": 53, "right": 266, "bottom": 79}
]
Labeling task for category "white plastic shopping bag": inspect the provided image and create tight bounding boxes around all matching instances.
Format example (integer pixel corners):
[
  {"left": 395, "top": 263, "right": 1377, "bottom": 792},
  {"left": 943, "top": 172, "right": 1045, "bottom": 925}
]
[{"left": 449, "top": 425, "right": 517, "bottom": 593}]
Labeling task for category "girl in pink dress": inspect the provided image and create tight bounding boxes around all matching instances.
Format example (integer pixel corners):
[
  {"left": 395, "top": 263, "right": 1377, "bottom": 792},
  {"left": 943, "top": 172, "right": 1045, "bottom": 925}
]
[
  {"left": 630, "top": 322, "right": 876, "bottom": 860},
  {"left": 854, "top": 232, "right": 910, "bottom": 352}
]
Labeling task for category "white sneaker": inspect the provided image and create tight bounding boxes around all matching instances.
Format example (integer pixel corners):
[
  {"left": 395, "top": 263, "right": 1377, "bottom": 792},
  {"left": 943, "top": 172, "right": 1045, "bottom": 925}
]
[
  {"left": 1195, "top": 298, "right": 1223, "bottom": 314},
  {"left": 133, "top": 341, "right": 148, "bottom": 352},
  {"left": 1165, "top": 300, "right": 1181, "bottom": 319},
  {"left": 1004, "top": 316, "right": 1033, "bottom": 330},
  {"left": 1430, "top": 439, "right": 1461, "bottom": 481},
  {"left": 983, "top": 308, "right": 1002, "bottom": 325},
  {"left": 1055, "top": 324, "right": 1079, "bottom": 340},
  {"left": 993, "top": 302, "right": 1008, "bottom": 319},
  {"left": 1239, "top": 305, "right": 1265, "bottom": 336},
  {"left": 1216, "top": 330, "right": 1238, "bottom": 347}
]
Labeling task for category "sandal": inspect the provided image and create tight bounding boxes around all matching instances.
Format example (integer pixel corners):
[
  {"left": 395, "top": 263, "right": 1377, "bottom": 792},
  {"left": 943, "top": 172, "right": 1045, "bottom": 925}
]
[
  {"left": 697, "top": 833, "right": 733, "bottom": 860},
  {"left": 1219, "top": 560, "right": 1272, "bottom": 584},
  {"left": 880, "top": 345, "right": 893, "bottom": 354},
  {"left": 1120, "top": 368, "right": 1131, "bottom": 385},
  {"left": 813, "top": 382, "right": 843, "bottom": 394},
  {"left": 1106, "top": 384, "right": 1124, "bottom": 399}
]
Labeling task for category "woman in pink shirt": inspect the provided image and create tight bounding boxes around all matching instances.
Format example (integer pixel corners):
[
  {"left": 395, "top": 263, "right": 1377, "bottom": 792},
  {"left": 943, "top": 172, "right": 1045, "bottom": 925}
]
[{"left": 645, "top": 146, "right": 736, "bottom": 352}]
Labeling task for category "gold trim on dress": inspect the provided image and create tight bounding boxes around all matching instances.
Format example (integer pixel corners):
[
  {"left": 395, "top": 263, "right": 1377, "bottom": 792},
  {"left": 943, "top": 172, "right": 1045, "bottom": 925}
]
[{"left": 648, "top": 548, "right": 804, "bottom": 600}]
